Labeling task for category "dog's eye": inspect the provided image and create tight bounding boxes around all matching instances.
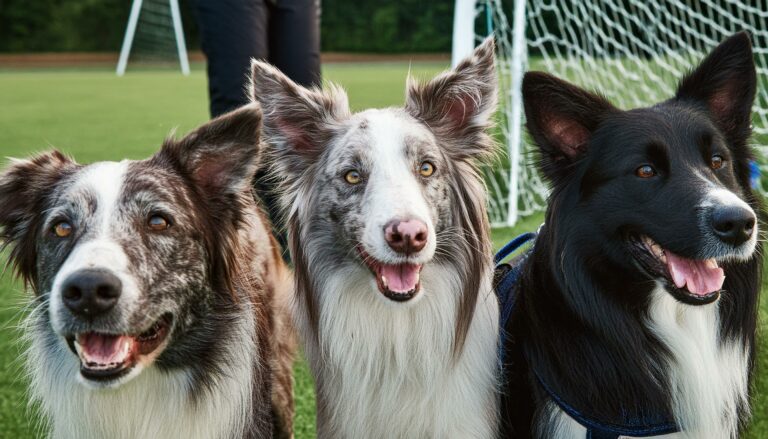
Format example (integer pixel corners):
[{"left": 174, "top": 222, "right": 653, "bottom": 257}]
[
  {"left": 711, "top": 154, "right": 725, "bottom": 170},
  {"left": 148, "top": 214, "right": 170, "bottom": 231},
  {"left": 344, "top": 170, "right": 362, "bottom": 185},
  {"left": 635, "top": 165, "right": 656, "bottom": 178},
  {"left": 419, "top": 161, "right": 435, "bottom": 177},
  {"left": 52, "top": 221, "right": 73, "bottom": 238}
]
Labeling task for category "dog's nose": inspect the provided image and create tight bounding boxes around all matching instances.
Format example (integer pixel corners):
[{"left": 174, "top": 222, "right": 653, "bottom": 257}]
[
  {"left": 384, "top": 218, "right": 428, "bottom": 254},
  {"left": 61, "top": 269, "right": 122, "bottom": 317},
  {"left": 711, "top": 205, "right": 756, "bottom": 246}
]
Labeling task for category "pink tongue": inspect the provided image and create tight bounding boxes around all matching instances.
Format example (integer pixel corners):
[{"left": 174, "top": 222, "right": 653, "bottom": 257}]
[
  {"left": 380, "top": 264, "right": 421, "bottom": 293},
  {"left": 665, "top": 251, "right": 725, "bottom": 296},
  {"left": 77, "top": 333, "right": 133, "bottom": 365}
]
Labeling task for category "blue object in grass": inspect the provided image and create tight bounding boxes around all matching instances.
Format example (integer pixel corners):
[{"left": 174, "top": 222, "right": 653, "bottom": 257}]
[{"left": 750, "top": 160, "right": 760, "bottom": 189}]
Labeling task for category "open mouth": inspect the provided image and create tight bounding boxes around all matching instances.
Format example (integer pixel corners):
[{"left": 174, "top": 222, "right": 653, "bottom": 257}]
[
  {"left": 357, "top": 247, "right": 423, "bottom": 302},
  {"left": 66, "top": 313, "right": 172, "bottom": 382},
  {"left": 629, "top": 235, "right": 724, "bottom": 305}
]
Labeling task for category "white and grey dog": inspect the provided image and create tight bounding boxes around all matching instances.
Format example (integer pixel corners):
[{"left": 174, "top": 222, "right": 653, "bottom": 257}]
[{"left": 251, "top": 38, "right": 500, "bottom": 438}]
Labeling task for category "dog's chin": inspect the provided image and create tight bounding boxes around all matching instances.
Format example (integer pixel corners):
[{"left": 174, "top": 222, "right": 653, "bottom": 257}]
[
  {"left": 628, "top": 235, "right": 730, "bottom": 306},
  {"left": 356, "top": 247, "right": 427, "bottom": 304},
  {"left": 65, "top": 313, "right": 173, "bottom": 388}
]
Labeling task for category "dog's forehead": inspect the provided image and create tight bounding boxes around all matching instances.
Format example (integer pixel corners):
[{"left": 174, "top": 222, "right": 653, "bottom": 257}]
[
  {"left": 56, "top": 158, "right": 187, "bottom": 212},
  {"left": 333, "top": 109, "right": 436, "bottom": 159},
  {"left": 597, "top": 106, "right": 718, "bottom": 155},
  {"left": 62, "top": 160, "right": 129, "bottom": 203}
]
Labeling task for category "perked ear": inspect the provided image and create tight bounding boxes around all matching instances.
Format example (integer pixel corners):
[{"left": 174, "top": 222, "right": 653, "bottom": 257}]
[
  {"left": 154, "top": 103, "right": 263, "bottom": 198},
  {"left": 676, "top": 31, "right": 756, "bottom": 148},
  {"left": 0, "top": 151, "right": 78, "bottom": 286},
  {"left": 250, "top": 60, "right": 350, "bottom": 173},
  {"left": 522, "top": 71, "right": 617, "bottom": 181},
  {"left": 406, "top": 36, "right": 499, "bottom": 160}
]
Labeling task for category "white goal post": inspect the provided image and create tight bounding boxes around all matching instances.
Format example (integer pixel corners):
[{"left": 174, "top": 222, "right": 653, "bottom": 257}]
[
  {"left": 455, "top": 0, "right": 768, "bottom": 227},
  {"left": 117, "top": 0, "right": 190, "bottom": 76}
]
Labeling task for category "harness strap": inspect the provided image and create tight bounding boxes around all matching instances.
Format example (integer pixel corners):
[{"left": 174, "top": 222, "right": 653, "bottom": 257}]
[
  {"left": 494, "top": 232, "right": 537, "bottom": 265},
  {"left": 494, "top": 232, "right": 536, "bottom": 367},
  {"left": 534, "top": 371, "right": 678, "bottom": 438}
]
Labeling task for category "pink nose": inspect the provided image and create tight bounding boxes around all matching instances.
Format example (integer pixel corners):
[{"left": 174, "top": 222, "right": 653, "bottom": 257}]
[{"left": 384, "top": 219, "right": 428, "bottom": 254}]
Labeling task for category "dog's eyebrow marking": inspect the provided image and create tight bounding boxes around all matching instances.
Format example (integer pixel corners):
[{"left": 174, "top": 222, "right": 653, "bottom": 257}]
[{"left": 73, "top": 161, "right": 129, "bottom": 237}]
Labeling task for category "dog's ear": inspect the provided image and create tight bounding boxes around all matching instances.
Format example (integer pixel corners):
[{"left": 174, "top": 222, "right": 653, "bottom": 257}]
[
  {"left": 250, "top": 60, "right": 350, "bottom": 175},
  {"left": 154, "top": 103, "right": 262, "bottom": 198},
  {"left": 522, "top": 71, "right": 616, "bottom": 181},
  {"left": 0, "top": 151, "right": 77, "bottom": 286},
  {"left": 676, "top": 31, "right": 756, "bottom": 149},
  {"left": 406, "top": 36, "right": 498, "bottom": 161}
]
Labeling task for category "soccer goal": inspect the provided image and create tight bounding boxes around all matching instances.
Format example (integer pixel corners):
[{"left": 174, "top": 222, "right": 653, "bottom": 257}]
[
  {"left": 116, "top": 0, "right": 190, "bottom": 76},
  {"left": 455, "top": 0, "right": 768, "bottom": 227}
]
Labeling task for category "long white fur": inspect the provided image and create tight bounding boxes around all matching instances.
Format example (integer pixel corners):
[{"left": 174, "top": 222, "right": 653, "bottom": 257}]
[
  {"left": 299, "top": 112, "right": 499, "bottom": 438},
  {"left": 646, "top": 286, "right": 749, "bottom": 439},
  {"left": 310, "top": 263, "right": 499, "bottom": 438}
]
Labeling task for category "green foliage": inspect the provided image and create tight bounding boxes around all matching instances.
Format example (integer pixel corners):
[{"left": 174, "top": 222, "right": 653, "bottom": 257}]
[
  {"left": 0, "top": 0, "right": 457, "bottom": 53},
  {"left": 320, "top": 0, "right": 454, "bottom": 52}
]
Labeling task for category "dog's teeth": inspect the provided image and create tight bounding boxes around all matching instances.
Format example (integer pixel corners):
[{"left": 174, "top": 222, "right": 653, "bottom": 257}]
[
  {"left": 643, "top": 236, "right": 654, "bottom": 246},
  {"left": 415, "top": 272, "right": 420, "bottom": 285},
  {"left": 381, "top": 275, "right": 388, "bottom": 289}
]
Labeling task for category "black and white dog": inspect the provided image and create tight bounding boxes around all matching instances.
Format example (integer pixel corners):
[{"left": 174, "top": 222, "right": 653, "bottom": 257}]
[
  {"left": 251, "top": 39, "right": 500, "bottom": 437},
  {"left": 0, "top": 105, "right": 296, "bottom": 439},
  {"left": 500, "top": 32, "right": 761, "bottom": 438}
]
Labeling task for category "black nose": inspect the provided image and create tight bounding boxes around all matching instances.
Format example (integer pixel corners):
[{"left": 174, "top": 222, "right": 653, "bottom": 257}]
[
  {"left": 61, "top": 269, "right": 122, "bottom": 317},
  {"left": 711, "top": 205, "right": 756, "bottom": 246}
]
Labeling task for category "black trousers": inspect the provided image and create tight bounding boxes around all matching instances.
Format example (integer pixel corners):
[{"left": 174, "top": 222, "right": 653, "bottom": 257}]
[
  {"left": 194, "top": 0, "right": 321, "bottom": 117},
  {"left": 194, "top": 0, "right": 320, "bottom": 259}
]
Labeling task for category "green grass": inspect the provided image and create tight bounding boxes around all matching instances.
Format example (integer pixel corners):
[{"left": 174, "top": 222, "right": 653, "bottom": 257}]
[{"left": 0, "top": 63, "right": 766, "bottom": 438}]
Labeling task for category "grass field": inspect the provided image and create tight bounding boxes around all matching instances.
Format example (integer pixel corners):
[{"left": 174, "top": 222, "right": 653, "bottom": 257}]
[{"left": 0, "top": 63, "right": 766, "bottom": 438}]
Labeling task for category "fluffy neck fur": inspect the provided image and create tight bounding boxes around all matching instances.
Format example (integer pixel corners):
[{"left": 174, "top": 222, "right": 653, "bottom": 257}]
[
  {"left": 25, "top": 286, "right": 262, "bottom": 439},
  {"left": 297, "top": 259, "right": 499, "bottom": 438}
]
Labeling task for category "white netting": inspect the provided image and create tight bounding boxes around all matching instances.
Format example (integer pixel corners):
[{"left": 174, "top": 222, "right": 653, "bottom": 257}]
[
  {"left": 117, "top": 0, "right": 189, "bottom": 75},
  {"left": 480, "top": 0, "right": 768, "bottom": 226},
  {"left": 130, "top": 0, "right": 182, "bottom": 63}
]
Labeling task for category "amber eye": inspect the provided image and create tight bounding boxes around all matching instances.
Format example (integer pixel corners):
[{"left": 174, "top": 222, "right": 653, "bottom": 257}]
[
  {"left": 148, "top": 214, "right": 170, "bottom": 231},
  {"left": 711, "top": 154, "right": 724, "bottom": 170},
  {"left": 419, "top": 161, "right": 435, "bottom": 177},
  {"left": 345, "top": 170, "right": 362, "bottom": 185},
  {"left": 52, "top": 221, "right": 73, "bottom": 238},
  {"left": 635, "top": 165, "right": 656, "bottom": 178}
]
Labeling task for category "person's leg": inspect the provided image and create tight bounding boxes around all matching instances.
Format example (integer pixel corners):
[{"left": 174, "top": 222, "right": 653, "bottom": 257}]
[
  {"left": 267, "top": 0, "right": 321, "bottom": 87},
  {"left": 253, "top": 0, "right": 321, "bottom": 259},
  {"left": 194, "top": 0, "right": 268, "bottom": 117}
]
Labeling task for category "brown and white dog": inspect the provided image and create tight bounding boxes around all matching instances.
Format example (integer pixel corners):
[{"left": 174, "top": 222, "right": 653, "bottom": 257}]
[
  {"left": 0, "top": 105, "right": 295, "bottom": 439},
  {"left": 251, "top": 38, "right": 500, "bottom": 437}
]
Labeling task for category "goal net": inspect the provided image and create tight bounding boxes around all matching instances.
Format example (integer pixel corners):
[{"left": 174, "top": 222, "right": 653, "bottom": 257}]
[
  {"left": 469, "top": 0, "right": 768, "bottom": 226},
  {"left": 116, "top": 0, "right": 190, "bottom": 75}
]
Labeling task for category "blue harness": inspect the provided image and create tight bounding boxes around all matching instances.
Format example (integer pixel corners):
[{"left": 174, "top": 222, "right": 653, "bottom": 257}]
[{"left": 494, "top": 233, "right": 679, "bottom": 439}]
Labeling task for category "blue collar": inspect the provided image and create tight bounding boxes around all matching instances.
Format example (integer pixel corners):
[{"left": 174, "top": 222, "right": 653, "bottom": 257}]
[{"left": 494, "top": 232, "right": 679, "bottom": 438}]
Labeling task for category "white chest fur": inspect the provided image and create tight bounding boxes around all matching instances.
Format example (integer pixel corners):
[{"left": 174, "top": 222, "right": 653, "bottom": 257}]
[
  {"left": 304, "top": 263, "right": 499, "bottom": 439},
  {"left": 645, "top": 287, "right": 749, "bottom": 439}
]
